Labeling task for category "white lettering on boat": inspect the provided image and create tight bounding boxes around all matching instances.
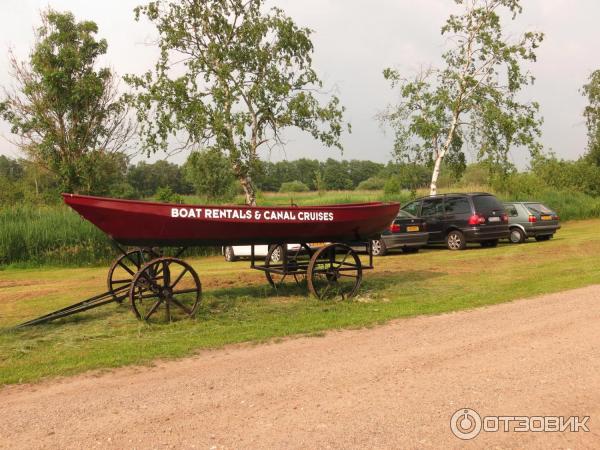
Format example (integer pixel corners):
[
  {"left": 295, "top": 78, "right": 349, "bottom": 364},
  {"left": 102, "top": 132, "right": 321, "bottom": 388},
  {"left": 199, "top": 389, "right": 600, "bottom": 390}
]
[{"left": 170, "top": 207, "right": 334, "bottom": 222}]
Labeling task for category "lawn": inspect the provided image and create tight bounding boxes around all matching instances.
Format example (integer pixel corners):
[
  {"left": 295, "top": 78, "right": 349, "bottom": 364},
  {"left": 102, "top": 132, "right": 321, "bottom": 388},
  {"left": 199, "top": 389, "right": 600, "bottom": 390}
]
[{"left": 1, "top": 219, "right": 599, "bottom": 385}]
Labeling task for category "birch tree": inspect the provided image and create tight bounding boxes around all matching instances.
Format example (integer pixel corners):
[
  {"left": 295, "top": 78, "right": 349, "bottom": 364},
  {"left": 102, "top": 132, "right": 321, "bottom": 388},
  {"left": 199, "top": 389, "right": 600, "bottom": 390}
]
[
  {"left": 126, "top": 0, "right": 347, "bottom": 205},
  {"left": 381, "top": 0, "right": 543, "bottom": 195}
]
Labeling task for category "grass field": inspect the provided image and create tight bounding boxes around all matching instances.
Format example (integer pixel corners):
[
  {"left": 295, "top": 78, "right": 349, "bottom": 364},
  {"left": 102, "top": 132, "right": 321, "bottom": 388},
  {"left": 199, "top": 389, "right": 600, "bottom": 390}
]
[{"left": 1, "top": 218, "right": 599, "bottom": 385}]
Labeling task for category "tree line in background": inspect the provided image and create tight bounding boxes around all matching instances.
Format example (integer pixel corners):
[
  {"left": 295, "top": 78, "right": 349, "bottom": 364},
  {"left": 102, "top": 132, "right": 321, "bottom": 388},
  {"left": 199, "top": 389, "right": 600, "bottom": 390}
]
[
  {"left": 3, "top": 148, "right": 600, "bottom": 206},
  {"left": 0, "top": 153, "right": 414, "bottom": 204}
]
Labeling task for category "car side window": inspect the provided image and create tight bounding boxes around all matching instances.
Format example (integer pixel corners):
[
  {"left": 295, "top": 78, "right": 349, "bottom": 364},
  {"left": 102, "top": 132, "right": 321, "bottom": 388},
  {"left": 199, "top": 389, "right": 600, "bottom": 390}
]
[
  {"left": 421, "top": 198, "right": 444, "bottom": 217},
  {"left": 402, "top": 201, "right": 421, "bottom": 216},
  {"left": 444, "top": 197, "right": 470, "bottom": 215},
  {"left": 505, "top": 204, "right": 518, "bottom": 217}
]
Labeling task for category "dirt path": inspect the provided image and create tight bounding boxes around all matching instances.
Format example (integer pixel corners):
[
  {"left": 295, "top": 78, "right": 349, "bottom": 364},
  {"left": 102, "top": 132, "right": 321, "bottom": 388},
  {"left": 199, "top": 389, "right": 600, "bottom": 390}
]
[{"left": 1, "top": 286, "right": 599, "bottom": 449}]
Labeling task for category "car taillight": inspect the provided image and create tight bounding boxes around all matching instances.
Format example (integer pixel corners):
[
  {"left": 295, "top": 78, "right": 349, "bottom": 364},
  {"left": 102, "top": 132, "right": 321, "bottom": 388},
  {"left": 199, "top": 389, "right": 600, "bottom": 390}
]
[
  {"left": 528, "top": 215, "right": 537, "bottom": 223},
  {"left": 390, "top": 223, "right": 401, "bottom": 233},
  {"left": 468, "top": 214, "right": 486, "bottom": 225},
  {"left": 501, "top": 213, "right": 508, "bottom": 223},
  {"left": 553, "top": 215, "right": 559, "bottom": 220}
]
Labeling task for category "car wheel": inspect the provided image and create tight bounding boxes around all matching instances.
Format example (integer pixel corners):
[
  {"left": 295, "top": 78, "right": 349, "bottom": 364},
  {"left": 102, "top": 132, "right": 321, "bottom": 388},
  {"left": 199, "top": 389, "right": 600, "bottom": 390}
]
[
  {"left": 480, "top": 239, "right": 498, "bottom": 248},
  {"left": 509, "top": 228, "right": 525, "bottom": 244},
  {"left": 371, "top": 239, "right": 387, "bottom": 256},
  {"left": 535, "top": 235, "right": 551, "bottom": 242},
  {"left": 269, "top": 245, "right": 283, "bottom": 262},
  {"left": 446, "top": 230, "right": 466, "bottom": 250},
  {"left": 224, "top": 246, "right": 237, "bottom": 262}
]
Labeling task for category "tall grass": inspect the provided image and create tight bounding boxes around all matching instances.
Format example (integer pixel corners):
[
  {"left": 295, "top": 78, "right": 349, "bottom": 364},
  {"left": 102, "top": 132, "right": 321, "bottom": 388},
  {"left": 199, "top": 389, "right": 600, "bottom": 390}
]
[
  {"left": 0, "top": 205, "right": 113, "bottom": 267},
  {"left": 2, "top": 187, "right": 599, "bottom": 267},
  {"left": 0, "top": 205, "right": 220, "bottom": 267}
]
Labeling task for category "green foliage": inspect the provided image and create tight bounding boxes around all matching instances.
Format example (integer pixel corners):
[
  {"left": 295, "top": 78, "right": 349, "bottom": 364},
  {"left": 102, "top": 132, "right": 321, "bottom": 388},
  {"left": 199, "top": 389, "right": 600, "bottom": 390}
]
[
  {"left": 383, "top": 177, "right": 401, "bottom": 195},
  {"left": 184, "top": 149, "right": 236, "bottom": 200},
  {"left": 279, "top": 180, "right": 309, "bottom": 193},
  {"left": 313, "top": 169, "right": 325, "bottom": 193},
  {"left": 0, "top": 205, "right": 112, "bottom": 266},
  {"left": 529, "top": 154, "right": 600, "bottom": 196},
  {"left": 357, "top": 177, "right": 386, "bottom": 191},
  {"left": 379, "top": 162, "right": 431, "bottom": 191},
  {"left": 583, "top": 70, "right": 600, "bottom": 166},
  {"left": 155, "top": 186, "right": 183, "bottom": 204},
  {"left": 381, "top": 0, "right": 543, "bottom": 194},
  {"left": 127, "top": 160, "right": 193, "bottom": 198},
  {"left": 126, "top": 0, "right": 348, "bottom": 205},
  {"left": 322, "top": 158, "right": 353, "bottom": 190},
  {"left": 0, "top": 10, "right": 134, "bottom": 194}
]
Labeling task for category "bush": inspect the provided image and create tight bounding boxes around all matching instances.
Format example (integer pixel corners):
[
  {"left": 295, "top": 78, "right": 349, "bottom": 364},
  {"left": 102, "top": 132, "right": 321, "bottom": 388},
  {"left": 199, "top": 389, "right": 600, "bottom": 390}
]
[
  {"left": 357, "top": 177, "right": 385, "bottom": 190},
  {"left": 155, "top": 186, "right": 184, "bottom": 204},
  {"left": 383, "top": 177, "right": 401, "bottom": 195},
  {"left": 279, "top": 180, "right": 309, "bottom": 193}
]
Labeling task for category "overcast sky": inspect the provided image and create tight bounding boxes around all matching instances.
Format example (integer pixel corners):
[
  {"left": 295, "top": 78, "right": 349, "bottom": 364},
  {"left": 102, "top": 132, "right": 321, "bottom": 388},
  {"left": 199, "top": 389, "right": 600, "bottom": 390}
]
[{"left": 1, "top": 0, "right": 598, "bottom": 169}]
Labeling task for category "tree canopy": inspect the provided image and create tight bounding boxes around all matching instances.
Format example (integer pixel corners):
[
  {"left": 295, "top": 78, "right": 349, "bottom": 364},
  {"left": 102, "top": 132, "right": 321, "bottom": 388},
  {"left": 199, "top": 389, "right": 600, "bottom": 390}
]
[
  {"left": 0, "top": 10, "right": 135, "bottom": 194},
  {"left": 125, "top": 0, "right": 348, "bottom": 205},
  {"left": 381, "top": 0, "right": 543, "bottom": 195}
]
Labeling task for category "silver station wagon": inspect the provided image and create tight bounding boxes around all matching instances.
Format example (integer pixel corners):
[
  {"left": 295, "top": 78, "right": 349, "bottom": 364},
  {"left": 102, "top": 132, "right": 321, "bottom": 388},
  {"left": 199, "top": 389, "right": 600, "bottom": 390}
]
[{"left": 503, "top": 202, "right": 561, "bottom": 244}]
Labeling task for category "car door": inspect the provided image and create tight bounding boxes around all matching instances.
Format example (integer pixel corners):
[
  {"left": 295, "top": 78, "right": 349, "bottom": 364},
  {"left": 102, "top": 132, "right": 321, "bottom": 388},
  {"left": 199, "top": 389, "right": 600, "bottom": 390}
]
[
  {"left": 420, "top": 197, "right": 445, "bottom": 242},
  {"left": 444, "top": 196, "right": 472, "bottom": 229}
]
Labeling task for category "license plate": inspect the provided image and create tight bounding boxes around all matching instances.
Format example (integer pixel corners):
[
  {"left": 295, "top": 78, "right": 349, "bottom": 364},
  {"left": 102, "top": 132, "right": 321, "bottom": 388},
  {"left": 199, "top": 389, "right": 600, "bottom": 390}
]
[
  {"left": 541, "top": 215, "right": 552, "bottom": 221},
  {"left": 406, "top": 225, "right": 420, "bottom": 232},
  {"left": 308, "top": 242, "right": 327, "bottom": 247},
  {"left": 488, "top": 216, "right": 501, "bottom": 223}
]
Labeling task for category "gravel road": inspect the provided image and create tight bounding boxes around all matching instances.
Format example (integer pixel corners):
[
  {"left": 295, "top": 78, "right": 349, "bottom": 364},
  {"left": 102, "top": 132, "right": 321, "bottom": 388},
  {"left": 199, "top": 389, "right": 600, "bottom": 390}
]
[{"left": 1, "top": 285, "right": 599, "bottom": 449}]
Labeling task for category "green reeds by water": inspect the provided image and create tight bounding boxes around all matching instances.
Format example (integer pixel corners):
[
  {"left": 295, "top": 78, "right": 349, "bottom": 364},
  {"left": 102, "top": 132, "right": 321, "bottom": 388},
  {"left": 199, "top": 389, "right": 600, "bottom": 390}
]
[{"left": 0, "top": 205, "right": 113, "bottom": 267}]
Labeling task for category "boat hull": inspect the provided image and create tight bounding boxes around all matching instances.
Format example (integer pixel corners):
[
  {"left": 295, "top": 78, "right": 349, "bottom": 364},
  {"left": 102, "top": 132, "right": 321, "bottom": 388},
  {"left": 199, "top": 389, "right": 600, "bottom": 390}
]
[{"left": 62, "top": 194, "right": 401, "bottom": 247}]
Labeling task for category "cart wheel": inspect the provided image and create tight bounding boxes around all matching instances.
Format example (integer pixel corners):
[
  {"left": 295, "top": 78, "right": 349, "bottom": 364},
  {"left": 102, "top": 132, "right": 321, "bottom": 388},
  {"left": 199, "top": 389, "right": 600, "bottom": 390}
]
[
  {"left": 265, "top": 244, "right": 313, "bottom": 288},
  {"left": 129, "top": 257, "right": 201, "bottom": 322},
  {"left": 307, "top": 244, "right": 362, "bottom": 300},
  {"left": 107, "top": 248, "right": 158, "bottom": 302}
]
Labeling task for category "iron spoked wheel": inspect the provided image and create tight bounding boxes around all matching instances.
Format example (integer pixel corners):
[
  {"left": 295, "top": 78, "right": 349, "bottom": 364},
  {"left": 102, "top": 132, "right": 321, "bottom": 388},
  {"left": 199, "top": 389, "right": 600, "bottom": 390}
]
[
  {"left": 129, "top": 257, "right": 201, "bottom": 323},
  {"left": 107, "top": 248, "right": 158, "bottom": 302},
  {"left": 307, "top": 243, "right": 362, "bottom": 300},
  {"left": 265, "top": 244, "right": 313, "bottom": 288}
]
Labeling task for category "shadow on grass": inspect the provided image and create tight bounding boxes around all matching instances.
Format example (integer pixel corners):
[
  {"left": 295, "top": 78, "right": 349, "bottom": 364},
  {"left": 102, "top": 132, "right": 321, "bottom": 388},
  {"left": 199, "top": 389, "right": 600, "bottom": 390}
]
[
  {"left": 4, "top": 269, "right": 445, "bottom": 331},
  {"left": 201, "top": 269, "right": 445, "bottom": 314}
]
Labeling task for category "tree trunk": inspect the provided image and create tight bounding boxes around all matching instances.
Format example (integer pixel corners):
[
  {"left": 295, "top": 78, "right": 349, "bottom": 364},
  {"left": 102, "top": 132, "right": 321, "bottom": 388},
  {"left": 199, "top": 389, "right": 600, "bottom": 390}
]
[
  {"left": 429, "top": 112, "right": 460, "bottom": 196},
  {"left": 429, "top": 153, "right": 444, "bottom": 196},
  {"left": 240, "top": 174, "right": 256, "bottom": 206}
]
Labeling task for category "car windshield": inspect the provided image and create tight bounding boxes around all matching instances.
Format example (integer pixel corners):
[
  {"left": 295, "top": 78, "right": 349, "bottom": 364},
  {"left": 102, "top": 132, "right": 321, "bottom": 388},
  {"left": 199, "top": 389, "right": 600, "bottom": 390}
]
[
  {"left": 396, "top": 210, "right": 416, "bottom": 219},
  {"left": 526, "top": 203, "right": 553, "bottom": 214},
  {"left": 472, "top": 195, "right": 504, "bottom": 214}
]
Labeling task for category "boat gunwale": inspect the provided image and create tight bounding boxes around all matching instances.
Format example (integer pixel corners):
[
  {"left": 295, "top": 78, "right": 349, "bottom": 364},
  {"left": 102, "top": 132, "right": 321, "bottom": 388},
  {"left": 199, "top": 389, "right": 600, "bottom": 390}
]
[{"left": 62, "top": 193, "right": 400, "bottom": 210}]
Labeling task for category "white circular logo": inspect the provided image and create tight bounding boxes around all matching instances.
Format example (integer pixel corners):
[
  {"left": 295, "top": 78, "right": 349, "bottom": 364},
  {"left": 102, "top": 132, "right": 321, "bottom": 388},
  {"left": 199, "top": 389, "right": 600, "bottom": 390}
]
[{"left": 450, "top": 408, "right": 482, "bottom": 440}]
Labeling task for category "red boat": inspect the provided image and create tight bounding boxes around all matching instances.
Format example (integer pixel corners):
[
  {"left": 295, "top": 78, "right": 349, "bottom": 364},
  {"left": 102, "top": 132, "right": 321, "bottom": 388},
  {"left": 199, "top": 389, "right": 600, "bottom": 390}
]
[
  {"left": 63, "top": 194, "right": 400, "bottom": 247},
  {"left": 15, "top": 194, "right": 400, "bottom": 327}
]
